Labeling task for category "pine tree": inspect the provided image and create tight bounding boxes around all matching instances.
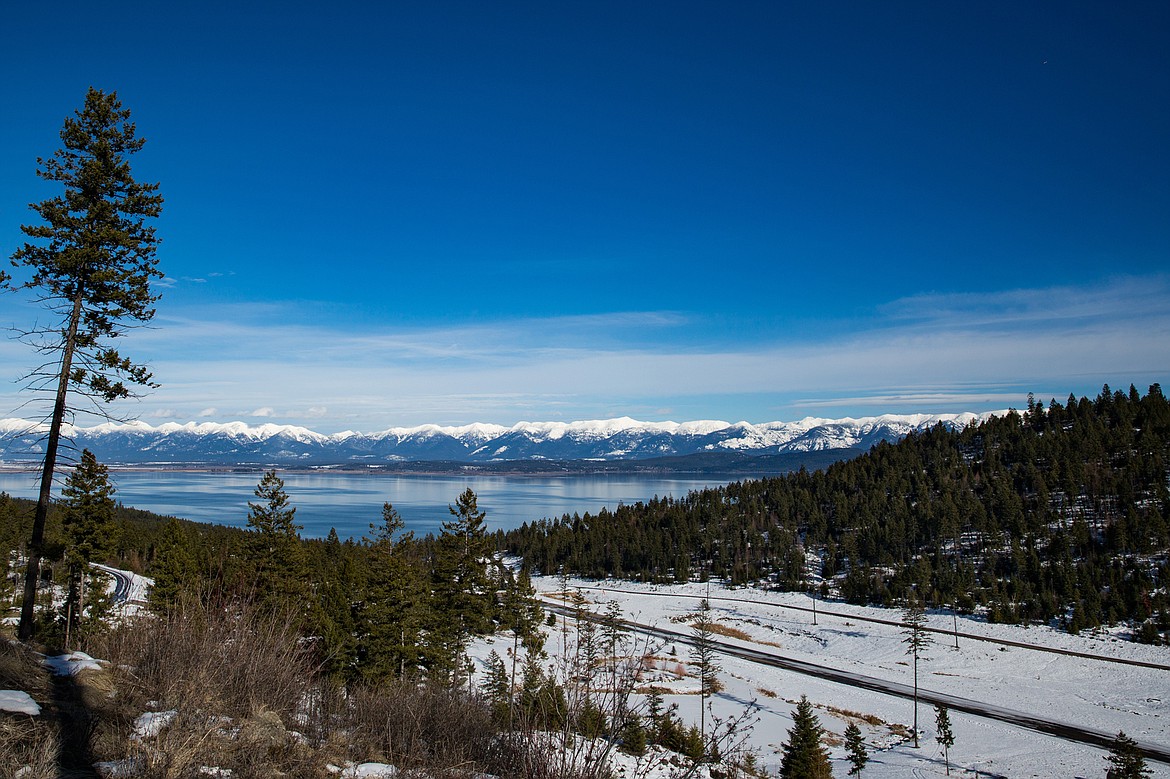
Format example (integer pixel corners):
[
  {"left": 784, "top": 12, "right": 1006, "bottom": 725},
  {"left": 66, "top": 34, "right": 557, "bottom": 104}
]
[
  {"left": 689, "top": 596, "right": 722, "bottom": 759},
  {"left": 499, "top": 564, "right": 545, "bottom": 725},
  {"left": 902, "top": 595, "right": 932, "bottom": 747},
  {"left": 779, "top": 695, "right": 832, "bottom": 779},
  {"left": 148, "top": 518, "right": 198, "bottom": 613},
  {"left": 1106, "top": 731, "right": 1152, "bottom": 778},
  {"left": 844, "top": 722, "right": 868, "bottom": 776},
  {"left": 621, "top": 716, "right": 649, "bottom": 757},
  {"left": 600, "top": 598, "right": 629, "bottom": 729},
  {"left": 245, "top": 470, "right": 305, "bottom": 606},
  {"left": 361, "top": 501, "right": 427, "bottom": 679},
  {"left": 308, "top": 527, "right": 363, "bottom": 679},
  {"left": 6, "top": 88, "right": 164, "bottom": 641},
  {"left": 430, "top": 488, "right": 493, "bottom": 683},
  {"left": 481, "top": 649, "right": 511, "bottom": 721},
  {"left": 59, "top": 449, "right": 117, "bottom": 644},
  {"left": 934, "top": 704, "right": 955, "bottom": 775}
]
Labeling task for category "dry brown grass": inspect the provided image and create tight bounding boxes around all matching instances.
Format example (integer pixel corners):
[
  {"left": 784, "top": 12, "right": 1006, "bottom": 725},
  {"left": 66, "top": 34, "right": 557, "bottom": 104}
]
[
  {"left": 94, "top": 598, "right": 314, "bottom": 724},
  {"left": 0, "top": 717, "right": 59, "bottom": 779},
  {"left": 887, "top": 722, "right": 913, "bottom": 740},
  {"left": 82, "top": 598, "right": 589, "bottom": 779},
  {"left": 86, "top": 597, "right": 321, "bottom": 777},
  {"left": 705, "top": 623, "right": 751, "bottom": 641},
  {"left": 824, "top": 705, "right": 884, "bottom": 727},
  {"left": 341, "top": 682, "right": 498, "bottom": 771},
  {"left": 0, "top": 639, "right": 49, "bottom": 699},
  {"left": 5, "top": 594, "right": 636, "bottom": 779},
  {"left": 0, "top": 637, "right": 135, "bottom": 777}
]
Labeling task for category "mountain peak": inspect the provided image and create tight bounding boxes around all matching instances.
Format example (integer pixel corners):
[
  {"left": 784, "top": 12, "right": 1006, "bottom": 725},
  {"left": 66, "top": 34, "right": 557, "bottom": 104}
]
[{"left": 0, "top": 413, "right": 1002, "bottom": 467}]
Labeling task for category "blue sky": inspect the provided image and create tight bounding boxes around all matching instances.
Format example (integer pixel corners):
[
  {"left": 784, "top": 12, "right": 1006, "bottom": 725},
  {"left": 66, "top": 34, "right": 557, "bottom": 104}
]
[{"left": 1, "top": 2, "right": 1167, "bottom": 433}]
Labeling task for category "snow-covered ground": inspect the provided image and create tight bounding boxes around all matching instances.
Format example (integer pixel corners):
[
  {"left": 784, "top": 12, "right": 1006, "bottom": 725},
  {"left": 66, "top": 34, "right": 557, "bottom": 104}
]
[{"left": 470, "top": 576, "right": 1170, "bottom": 778}]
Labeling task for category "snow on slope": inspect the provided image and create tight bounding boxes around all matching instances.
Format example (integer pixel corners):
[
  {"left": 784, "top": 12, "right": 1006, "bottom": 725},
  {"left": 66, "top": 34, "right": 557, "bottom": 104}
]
[
  {"left": 472, "top": 576, "right": 1170, "bottom": 778},
  {"left": 0, "top": 412, "right": 1002, "bottom": 465}
]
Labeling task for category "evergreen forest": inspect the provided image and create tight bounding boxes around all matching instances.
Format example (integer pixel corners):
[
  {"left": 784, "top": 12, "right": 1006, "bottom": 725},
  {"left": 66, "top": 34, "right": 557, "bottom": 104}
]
[{"left": 504, "top": 384, "right": 1170, "bottom": 641}]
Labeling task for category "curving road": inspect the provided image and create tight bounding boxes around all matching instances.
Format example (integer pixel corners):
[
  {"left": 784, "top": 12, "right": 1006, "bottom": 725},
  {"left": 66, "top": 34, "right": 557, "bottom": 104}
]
[
  {"left": 541, "top": 597, "right": 1170, "bottom": 766},
  {"left": 89, "top": 563, "right": 140, "bottom": 606}
]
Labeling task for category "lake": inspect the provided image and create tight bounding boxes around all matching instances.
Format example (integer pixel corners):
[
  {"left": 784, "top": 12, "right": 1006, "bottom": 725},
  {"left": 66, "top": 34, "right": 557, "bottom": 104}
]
[{"left": 0, "top": 469, "right": 753, "bottom": 540}]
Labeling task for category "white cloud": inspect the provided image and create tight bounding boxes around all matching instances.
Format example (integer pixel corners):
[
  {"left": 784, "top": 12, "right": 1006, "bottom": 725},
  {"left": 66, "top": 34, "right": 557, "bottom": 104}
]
[{"left": 1, "top": 276, "right": 1166, "bottom": 432}]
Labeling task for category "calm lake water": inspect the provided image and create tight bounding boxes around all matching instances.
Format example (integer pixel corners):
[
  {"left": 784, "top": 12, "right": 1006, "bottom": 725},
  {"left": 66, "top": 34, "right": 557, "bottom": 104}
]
[{"left": 0, "top": 470, "right": 752, "bottom": 540}]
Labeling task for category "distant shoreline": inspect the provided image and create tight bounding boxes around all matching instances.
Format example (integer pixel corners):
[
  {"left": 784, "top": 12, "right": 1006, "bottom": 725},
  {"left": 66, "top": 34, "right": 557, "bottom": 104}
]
[{"left": 0, "top": 448, "right": 857, "bottom": 479}]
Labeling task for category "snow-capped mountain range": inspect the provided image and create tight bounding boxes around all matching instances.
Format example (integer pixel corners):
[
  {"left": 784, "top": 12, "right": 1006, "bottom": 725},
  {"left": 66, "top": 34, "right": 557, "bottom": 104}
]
[{"left": 0, "top": 413, "right": 992, "bottom": 468}]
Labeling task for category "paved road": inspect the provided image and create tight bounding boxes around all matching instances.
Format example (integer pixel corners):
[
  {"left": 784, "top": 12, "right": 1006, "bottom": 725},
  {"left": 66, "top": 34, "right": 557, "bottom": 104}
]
[
  {"left": 90, "top": 563, "right": 139, "bottom": 605},
  {"left": 541, "top": 597, "right": 1170, "bottom": 766}
]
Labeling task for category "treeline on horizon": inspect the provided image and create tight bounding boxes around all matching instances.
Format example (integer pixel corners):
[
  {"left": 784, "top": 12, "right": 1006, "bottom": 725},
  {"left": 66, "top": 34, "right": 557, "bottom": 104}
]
[{"left": 505, "top": 384, "right": 1170, "bottom": 641}]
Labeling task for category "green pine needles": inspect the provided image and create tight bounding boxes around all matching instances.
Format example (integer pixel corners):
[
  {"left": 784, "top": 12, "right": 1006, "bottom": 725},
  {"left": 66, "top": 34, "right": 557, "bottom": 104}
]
[
  {"left": 779, "top": 695, "right": 832, "bottom": 779},
  {"left": 6, "top": 87, "right": 164, "bottom": 641}
]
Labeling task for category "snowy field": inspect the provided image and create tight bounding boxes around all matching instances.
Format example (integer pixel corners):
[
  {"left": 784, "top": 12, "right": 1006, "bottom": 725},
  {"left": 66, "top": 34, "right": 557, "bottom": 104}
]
[{"left": 470, "top": 576, "right": 1170, "bottom": 779}]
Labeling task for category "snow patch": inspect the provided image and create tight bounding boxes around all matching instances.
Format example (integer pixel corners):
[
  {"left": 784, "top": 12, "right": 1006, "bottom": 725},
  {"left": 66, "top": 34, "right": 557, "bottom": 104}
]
[
  {"left": 42, "top": 651, "right": 104, "bottom": 676},
  {"left": 327, "top": 762, "right": 398, "bottom": 778},
  {"left": 0, "top": 690, "right": 40, "bottom": 715},
  {"left": 133, "top": 709, "right": 178, "bottom": 740}
]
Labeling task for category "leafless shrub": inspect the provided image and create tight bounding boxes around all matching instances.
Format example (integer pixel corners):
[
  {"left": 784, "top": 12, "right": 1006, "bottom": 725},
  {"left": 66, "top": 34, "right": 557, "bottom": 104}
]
[
  {"left": 94, "top": 596, "right": 314, "bottom": 721},
  {"left": 341, "top": 681, "right": 498, "bottom": 773},
  {"left": 84, "top": 596, "right": 319, "bottom": 776},
  {"left": 490, "top": 728, "right": 613, "bottom": 779}
]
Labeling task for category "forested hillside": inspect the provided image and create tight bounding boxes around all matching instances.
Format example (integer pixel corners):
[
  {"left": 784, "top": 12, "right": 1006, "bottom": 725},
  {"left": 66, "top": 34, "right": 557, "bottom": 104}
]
[{"left": 505, "top": 385, "right": 1170, "bottom": 640}]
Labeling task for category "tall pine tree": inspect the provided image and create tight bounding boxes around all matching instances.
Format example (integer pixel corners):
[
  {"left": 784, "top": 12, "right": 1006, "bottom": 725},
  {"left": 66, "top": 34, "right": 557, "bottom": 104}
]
[
  {"left": 902, "top": 595, "right": 932, "bottom": 747},
  {"left": 429, "top": 488, "right": 493, "bottom": 683},
  {"left": 361, "top": 501, "right": 428, "bottom": 679},
  {"left": 690, "top": 596, "right": 722, "bottom": 758},
  {"left": 6, "top": 88, "right": 164, "bottom": 641},
  {"left": 148, "top": 518, "right": 197, "bottom": 613},
  {"left": 245, "top": 470, "right": 306, "bottom": 607}
]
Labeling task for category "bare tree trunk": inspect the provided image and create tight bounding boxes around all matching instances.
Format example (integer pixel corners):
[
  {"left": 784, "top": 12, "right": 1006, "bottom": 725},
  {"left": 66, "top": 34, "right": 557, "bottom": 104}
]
[
  {"left": 912, "top": 650, "right": 919, "bottom": 747},
  {"left": 17, "top": 291, "right": 83, "bottom": 641}
]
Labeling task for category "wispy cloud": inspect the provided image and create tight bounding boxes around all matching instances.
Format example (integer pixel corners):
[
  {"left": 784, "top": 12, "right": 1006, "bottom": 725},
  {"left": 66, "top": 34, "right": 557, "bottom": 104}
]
[
  {"left": 1, "top": 277, "right": 1166, "bottom": 431},
  {"left": 877, "top": 275, "right": 1170, "bottom": 330}
]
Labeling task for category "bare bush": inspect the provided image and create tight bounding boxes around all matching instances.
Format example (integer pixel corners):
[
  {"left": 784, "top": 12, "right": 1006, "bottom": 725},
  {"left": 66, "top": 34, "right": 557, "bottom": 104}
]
[
  {"left": 342, "top": 681, "right": 498, "bottom": 772},
  {"left": 95, "top": 596, "right": 314, "bottom": 721},
  {"left": 85, "top": 596, "right": 319, "bottom": 776}
]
